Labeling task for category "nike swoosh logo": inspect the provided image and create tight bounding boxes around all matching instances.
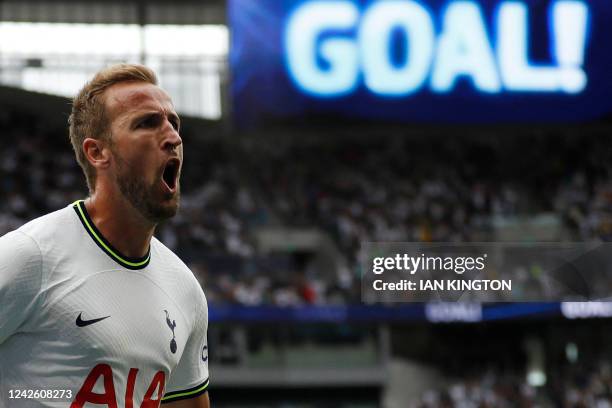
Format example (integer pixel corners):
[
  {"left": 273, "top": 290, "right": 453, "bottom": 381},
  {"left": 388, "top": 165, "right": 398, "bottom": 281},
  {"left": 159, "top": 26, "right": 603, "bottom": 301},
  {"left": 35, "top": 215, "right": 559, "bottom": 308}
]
[{"left": 76, "top": 312, "right": 110, "bottom": 327}]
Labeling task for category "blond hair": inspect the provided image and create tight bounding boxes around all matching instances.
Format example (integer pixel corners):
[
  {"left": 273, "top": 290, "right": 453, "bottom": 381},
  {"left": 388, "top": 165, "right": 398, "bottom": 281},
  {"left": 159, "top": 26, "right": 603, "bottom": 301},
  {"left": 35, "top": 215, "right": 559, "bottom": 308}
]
[{"left": 68, "top": 63, "right": 158, "bottom": 193}]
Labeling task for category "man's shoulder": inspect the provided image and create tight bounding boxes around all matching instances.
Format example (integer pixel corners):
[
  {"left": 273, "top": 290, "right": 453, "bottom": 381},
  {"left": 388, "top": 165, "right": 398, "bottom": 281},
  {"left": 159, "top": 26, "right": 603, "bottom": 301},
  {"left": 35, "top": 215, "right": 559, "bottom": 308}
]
[
  {"left": 0, "top": 205, "right": 80, "bottom": 298},
  {"left": 151, "top": 237, "right": 190, "bottom": 272},
  {"left": 17, "top": 203, "right": 78, "bottom": 243},
  {"left": 9, "top": 204, "right": 86, "bottom": 270},
  {"left": 151, "top": 238, "right": 203, "bottom": 287},
  {"left": 150, "top": 238, "right": 207, "bottom": 312},
  {"left": 0, "top": 229, "right": 42, "bottom": 266}
]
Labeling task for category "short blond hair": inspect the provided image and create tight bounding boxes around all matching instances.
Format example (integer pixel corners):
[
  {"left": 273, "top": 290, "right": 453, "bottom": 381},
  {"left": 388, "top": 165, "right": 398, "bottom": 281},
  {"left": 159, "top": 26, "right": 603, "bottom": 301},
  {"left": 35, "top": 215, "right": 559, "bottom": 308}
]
[{"left": 68, "top": 63, "right": 158, "bottom": 193}]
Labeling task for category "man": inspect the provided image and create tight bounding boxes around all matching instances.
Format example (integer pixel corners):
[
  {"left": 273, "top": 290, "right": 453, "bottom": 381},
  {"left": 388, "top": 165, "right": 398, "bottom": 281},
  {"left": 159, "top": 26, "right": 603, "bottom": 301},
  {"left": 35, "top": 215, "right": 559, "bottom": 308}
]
[{"left": 0, "top": 64, "right": 210, "bottom": 408}]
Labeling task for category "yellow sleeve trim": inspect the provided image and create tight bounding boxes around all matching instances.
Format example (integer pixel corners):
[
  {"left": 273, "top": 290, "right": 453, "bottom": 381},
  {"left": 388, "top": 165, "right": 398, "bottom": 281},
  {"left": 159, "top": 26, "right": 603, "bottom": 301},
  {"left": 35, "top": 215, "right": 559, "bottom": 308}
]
[{"left": 161, "top": 378, "right": 209, "bottom": 403}]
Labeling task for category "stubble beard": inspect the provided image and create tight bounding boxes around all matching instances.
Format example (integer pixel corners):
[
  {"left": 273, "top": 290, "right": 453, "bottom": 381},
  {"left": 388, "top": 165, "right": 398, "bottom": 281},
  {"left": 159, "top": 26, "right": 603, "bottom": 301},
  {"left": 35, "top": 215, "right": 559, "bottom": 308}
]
[{"left": 112, "top": 149, "right": 180, "bottom": 223}]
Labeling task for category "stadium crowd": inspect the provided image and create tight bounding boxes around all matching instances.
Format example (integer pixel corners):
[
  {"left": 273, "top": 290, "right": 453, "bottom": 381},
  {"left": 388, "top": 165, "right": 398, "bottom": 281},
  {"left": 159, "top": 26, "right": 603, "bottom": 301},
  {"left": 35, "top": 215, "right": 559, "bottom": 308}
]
[
  {"left": 1, "top": 110, "right": 611, "bottom": 305},
  {"left": 414, "top": 360, "right": 612, "bottom": 407}
]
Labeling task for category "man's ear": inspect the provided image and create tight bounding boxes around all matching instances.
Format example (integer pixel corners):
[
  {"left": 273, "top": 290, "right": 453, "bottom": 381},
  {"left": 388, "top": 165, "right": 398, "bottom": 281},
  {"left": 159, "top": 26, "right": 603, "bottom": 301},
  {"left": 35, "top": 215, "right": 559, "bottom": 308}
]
[{"left": 82, "top": 138, "right": 112, "bottom": 170}]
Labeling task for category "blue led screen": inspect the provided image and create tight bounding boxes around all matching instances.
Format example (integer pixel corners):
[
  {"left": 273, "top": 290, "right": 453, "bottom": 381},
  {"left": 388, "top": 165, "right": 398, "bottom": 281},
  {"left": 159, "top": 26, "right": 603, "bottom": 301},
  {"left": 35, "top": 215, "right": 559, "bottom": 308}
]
[{"left": 230, "top": 0, "right": 612, "bottom": 126}]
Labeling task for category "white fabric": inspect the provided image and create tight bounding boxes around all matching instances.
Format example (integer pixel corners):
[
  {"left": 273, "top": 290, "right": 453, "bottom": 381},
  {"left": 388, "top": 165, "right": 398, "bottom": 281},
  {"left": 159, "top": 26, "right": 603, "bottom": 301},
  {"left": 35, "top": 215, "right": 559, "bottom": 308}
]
[{"left": 0, "top": 203, "right": 208, "bottom": 407}]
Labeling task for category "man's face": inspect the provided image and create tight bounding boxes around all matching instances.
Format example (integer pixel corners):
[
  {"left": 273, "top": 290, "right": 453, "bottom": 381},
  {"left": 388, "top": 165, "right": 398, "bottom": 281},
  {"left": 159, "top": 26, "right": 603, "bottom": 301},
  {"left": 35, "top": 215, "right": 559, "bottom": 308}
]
[{"left": 103, "top": 81, "right": 183, "bottom": 223}]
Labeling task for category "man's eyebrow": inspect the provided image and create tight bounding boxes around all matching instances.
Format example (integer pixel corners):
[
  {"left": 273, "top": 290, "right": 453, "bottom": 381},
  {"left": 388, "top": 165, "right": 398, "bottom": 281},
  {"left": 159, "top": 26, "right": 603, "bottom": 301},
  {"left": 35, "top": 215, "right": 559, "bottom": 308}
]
[
  {"left": 130, "top": 110, "right": 180, "bottom": 124},
  {"left": 128, "top": 111, "right": 157, "bottom": 122}
]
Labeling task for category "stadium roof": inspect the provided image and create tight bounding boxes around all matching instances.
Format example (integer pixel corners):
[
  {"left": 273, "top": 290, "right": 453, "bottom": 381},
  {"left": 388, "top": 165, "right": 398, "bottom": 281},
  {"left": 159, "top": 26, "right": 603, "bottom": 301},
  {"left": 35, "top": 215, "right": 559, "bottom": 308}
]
[{"left": 0, "top": 0, "right": 225, "bottom": 25}]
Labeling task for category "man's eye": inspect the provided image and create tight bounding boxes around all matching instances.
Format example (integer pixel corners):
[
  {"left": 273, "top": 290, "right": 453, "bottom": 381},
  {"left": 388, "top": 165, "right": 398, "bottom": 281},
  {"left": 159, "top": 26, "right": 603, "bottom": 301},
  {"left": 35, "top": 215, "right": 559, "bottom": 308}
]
[
  {"left": 169, "top": 119, "right": 179, "bottom": 130},
  {"left": 137, "top": 117, "right": 156, "bottom": 128}
]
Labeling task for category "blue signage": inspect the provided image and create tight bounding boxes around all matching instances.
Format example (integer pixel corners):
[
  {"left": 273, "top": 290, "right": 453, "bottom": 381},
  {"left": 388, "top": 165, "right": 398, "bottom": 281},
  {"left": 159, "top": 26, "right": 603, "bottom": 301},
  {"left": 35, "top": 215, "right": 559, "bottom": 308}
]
[
  {"left": 229, "top": 0, "right": 611, "bottom": 126},
  {"left": 208, "top": 303, "right": 565, "bottom": 323}
]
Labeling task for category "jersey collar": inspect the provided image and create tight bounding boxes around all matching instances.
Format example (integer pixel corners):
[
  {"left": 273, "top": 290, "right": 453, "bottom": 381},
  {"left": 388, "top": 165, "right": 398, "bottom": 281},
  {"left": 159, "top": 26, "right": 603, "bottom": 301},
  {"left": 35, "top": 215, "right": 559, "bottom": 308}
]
[{"left": 72, "top": 200, "right": 151, "bottom": 270}]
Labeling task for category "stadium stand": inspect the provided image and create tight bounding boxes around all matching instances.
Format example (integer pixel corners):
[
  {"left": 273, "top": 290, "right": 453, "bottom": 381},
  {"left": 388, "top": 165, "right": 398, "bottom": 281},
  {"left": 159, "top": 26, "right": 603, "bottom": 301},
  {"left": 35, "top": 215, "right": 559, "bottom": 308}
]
[{"left": 2, "top": 107, "right": 610, "bottom": 306}]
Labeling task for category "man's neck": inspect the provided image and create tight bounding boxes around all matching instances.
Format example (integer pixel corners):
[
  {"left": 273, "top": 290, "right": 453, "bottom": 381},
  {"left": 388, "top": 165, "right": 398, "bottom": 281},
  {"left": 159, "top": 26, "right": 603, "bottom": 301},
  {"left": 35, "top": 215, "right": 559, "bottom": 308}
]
[{"left": 84, "top": 189, "right": 155, "bottom": 259}]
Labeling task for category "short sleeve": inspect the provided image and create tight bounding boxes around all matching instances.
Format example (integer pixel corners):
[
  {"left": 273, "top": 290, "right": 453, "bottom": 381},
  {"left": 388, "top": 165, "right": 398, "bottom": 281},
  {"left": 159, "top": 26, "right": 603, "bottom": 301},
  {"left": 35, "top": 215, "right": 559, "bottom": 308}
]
[
  {"left": 0, "top": 231, "right": 43, "bottom": 345},
  {"left": 162, "top": 285, "right": 209, "bottom": 404}
]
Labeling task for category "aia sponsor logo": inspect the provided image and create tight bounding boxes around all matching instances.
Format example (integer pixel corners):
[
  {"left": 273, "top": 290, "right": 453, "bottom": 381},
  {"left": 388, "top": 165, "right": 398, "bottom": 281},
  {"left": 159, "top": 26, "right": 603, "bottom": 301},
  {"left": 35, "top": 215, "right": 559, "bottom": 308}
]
[{"left": 71, "top": 364, "right": 165, "bottom": 408}]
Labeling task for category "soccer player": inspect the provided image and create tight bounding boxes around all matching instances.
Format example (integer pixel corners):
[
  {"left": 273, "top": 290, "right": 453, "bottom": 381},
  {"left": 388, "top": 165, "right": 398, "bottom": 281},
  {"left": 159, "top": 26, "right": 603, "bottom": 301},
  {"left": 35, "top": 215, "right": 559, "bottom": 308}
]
[{"left": 0, "top": 64, "right": 210, "bottom": 407}]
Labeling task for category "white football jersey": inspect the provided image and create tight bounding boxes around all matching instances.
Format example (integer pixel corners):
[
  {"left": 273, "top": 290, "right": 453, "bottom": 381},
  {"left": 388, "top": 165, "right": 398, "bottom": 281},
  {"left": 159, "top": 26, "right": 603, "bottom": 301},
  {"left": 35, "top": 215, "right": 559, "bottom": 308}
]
[{"left": 0, "top": 200, "right": 209, "bottom": 407}]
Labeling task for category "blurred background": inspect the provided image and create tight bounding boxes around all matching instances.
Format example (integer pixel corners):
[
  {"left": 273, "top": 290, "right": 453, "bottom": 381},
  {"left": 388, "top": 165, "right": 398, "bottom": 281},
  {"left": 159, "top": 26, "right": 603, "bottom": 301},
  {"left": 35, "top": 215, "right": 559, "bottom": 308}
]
[{"left": 1, "top": 0, "right": 612, "bottom": 406}]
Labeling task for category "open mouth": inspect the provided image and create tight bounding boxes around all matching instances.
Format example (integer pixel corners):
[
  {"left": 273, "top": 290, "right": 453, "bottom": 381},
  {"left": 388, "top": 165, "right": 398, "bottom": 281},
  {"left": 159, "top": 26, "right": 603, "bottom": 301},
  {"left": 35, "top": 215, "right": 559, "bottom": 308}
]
[{"left": 162, "top": 158, "right": 180, "bottom": 192}]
